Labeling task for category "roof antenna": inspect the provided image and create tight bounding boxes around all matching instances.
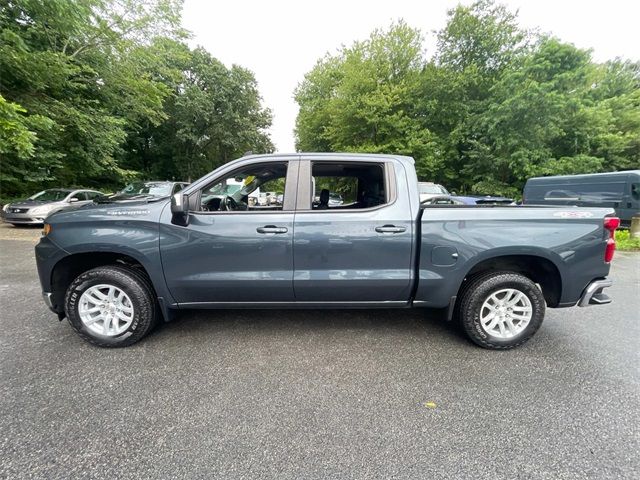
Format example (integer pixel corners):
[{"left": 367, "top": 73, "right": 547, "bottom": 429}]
[{"left": 244, "top": 151, "right": 253, "bottom": 157}]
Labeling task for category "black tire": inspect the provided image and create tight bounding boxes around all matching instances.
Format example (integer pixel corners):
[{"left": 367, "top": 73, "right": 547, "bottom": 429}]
[
  {"left": 456, "top": 271, "right": 545, "bottom": 349},
  {"left": 64, "top": 265, "right": 157, "bottom": 347}
]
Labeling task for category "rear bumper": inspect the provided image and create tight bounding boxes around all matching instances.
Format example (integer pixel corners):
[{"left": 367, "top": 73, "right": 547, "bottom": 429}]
[{"left": 578, "top": 278, "right": 612, "bottom": 307}]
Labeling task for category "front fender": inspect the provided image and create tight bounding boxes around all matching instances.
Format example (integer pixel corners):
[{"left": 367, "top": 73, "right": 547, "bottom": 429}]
[{"left": 43, "top": 202, "right": 175, "bottom": 305}]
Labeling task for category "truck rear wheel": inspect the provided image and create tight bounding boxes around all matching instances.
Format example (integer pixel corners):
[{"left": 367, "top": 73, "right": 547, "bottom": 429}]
[
  {"left": 64, "top": 265, "right": 157, "bottom": 347},
  {"left": 457, "top": 272, "right": 545, "bottom": 349}
]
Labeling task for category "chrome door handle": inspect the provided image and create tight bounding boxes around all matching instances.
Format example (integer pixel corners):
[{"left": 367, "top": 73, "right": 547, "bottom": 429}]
[
  {"left": 375, "top": 225, "right": 406, "bottom": 234},
  {"left": 256, "top": 225, "right": 288, "bottom": 234}
]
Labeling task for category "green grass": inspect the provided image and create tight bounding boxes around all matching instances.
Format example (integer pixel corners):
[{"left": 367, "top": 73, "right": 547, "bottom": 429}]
[{"left": 616, "top": 229, "right": 640, "bottom": 251}]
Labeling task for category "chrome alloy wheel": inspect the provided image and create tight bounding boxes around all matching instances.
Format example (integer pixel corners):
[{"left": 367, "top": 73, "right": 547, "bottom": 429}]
[
  {"left": 479, "top": 288, "right": 533, "bottom": 339},
  {"left": 78, "top": 284, "right": 134, "bottom": 336}
]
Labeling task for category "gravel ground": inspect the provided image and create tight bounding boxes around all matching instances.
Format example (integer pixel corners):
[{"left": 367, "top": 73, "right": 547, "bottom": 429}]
[{"left": 0, "top": 222, "right": 638, "bottom": 479}]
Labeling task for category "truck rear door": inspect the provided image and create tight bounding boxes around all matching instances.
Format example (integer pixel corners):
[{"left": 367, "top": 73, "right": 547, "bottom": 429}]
[{"left": 292, "top": 157, "right": 414, "bottom": 303}]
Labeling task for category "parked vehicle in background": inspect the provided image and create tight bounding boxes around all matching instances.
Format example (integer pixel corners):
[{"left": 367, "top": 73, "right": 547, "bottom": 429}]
[
  {"left": 36, "top": 153, "right": 619, "bottom": 350},
  {"left": 261, "top": 191, "right": 278, "bottom": 205},
  {"left": 418, "top": 182, "right": 450, "bottom": 202},
  {"left": 2, "top": 189, "right": 105, "bottom": 226},
  {"left": 523, "top": 171, "right": 640, "bottom": 227},
  {"left": 452, "top": 195, "right": 514, "bottom": 205},
  {"left": 329, "top": 193, "right": 343, "bottom": 206},
  {"left": 108, "top": 181, "right": 189, "bottom": 202},
  {"left": 313, "top": 192, "right": 344, "bottom": 207},
  {"left": 421, "top": 195, "right": 464, "bottom": 205}
]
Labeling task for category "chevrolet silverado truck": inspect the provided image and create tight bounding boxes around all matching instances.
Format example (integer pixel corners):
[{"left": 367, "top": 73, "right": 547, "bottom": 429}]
[{"left": 35, "top": 153, "right": 619, "bottom": 349}]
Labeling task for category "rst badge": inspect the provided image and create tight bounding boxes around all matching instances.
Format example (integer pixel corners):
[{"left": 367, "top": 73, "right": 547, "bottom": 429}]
[{"left": 553, "top": 211, "right": 594, "bottom": 218}]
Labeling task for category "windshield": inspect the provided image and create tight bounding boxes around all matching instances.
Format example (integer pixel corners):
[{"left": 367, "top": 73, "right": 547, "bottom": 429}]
[
  {"left": 29, "top": 190, "right": 69, "bottom": 201},
  {"left": 119, "top": 182, "right": 173, "bottom": 197},
  {"left": 419, "top": 184, "right": 447, "bottom": 195}
]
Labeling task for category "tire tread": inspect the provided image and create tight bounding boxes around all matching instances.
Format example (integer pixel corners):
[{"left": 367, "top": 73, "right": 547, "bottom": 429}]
[
  {"left": 64, "top": 265, "right": 157, "bottom": 348},
  {"left": 457, "top": 271, "right": 545, "bottom": 350}
]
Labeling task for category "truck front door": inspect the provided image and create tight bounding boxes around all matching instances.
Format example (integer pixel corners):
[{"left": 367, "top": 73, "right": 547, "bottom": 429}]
[{"left": 160, "top": 159, "right": 298, "bottom": 304}]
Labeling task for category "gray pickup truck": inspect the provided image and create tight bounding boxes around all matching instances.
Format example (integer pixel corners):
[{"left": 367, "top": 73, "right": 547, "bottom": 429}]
[{"left": 35, "top": 153, "right": 620, "bottom": 349}]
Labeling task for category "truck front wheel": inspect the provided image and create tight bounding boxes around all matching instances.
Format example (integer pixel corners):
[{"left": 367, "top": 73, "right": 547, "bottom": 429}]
[
  {"left": 64, "top": 265, "right": 157, "bottom": 347},
  {"left": 457, "top": 272, "right": 545, "bottom": 349}
]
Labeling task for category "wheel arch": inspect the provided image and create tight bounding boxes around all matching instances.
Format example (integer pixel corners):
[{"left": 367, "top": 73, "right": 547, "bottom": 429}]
[
  {"left": 49, "top": 249, "right": 173, "bottom": 320},
  {"left": 460, "top": 253, "right": 563, "bottom": 307}
]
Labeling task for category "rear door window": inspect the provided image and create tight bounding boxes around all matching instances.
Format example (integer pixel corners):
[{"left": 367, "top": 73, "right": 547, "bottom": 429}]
[
  {"left": 86, "top": 192, "right": 104, "bottom": 201},
  {"left": 69, "top": 192, "right": 88, "bottom": 201},
  {"left": 310, "top": 162, "right": 387, "bottom": 210}
]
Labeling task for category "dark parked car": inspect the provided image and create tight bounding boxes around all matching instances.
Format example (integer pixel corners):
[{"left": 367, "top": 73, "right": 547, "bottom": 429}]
[
  {"left": 523, "top": 170, "right": 640, "bottom": 227},
  {"left": 108, "top": 181, "right": 189, "bottom": 202},
  {"left": 2, "top": 189, "right": 105, "bottom": 226},
  {"left": 36, "top": 153, "right": 619, "bottom": 350}
]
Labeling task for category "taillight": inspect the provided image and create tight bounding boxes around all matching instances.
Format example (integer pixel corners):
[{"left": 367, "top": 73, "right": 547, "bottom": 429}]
[
  {"left": 603, "top": 217, "right": 620, "bottom": 263},
  {"left": 604, "top": 217, "right": 620, "bottom": 231}
]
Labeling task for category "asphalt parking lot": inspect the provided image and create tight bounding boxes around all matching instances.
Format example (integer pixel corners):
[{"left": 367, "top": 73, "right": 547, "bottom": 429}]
[{"left": 0, "top": 222, "right": 638, "bottom": 479}]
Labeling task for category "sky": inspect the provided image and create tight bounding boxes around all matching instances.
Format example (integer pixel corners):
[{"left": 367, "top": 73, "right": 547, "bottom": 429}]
[{"left": 182, "top": 0, "right": 640, "bottom": 153}]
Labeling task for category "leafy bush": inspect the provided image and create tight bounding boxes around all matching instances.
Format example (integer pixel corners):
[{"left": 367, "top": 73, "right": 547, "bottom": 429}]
[{"left": 616, "top": 229, "right": 640, "bottom": 251}]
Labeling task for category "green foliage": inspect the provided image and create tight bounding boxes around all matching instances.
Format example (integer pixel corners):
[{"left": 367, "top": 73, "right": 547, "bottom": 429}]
[
  {"left": 0, "top": 0, "right": 273, "bottom": 197},
  {"left": 295, "top": 21, "right": 442, "bottom": 179},
  {"left": 615, "top": 229, "right": 640, "bottom": 252},
  {"left": 295, "top": 1, "right": 640, "bottom": 196}
]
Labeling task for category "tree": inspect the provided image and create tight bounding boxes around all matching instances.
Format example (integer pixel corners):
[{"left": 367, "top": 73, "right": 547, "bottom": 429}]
[
  {"left": 123, "top": 45, "right": 273, "bottom": 182},
  {"left": 0, "top": 0, "right": 185, "bottom": 195},
  {"left": 0, "top": 0, "right": 274, "bottom": 197},
  {"left": 295, "top": 1, "right": 640, "bottom": 197},
  {"left": 295, "top": 21, "right": 442, "bottom": 178}
]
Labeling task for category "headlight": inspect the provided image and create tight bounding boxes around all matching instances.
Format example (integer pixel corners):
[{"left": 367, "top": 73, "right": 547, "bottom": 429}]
[{"left": 30, "top": 205, "right": 54, "bottom": 215}]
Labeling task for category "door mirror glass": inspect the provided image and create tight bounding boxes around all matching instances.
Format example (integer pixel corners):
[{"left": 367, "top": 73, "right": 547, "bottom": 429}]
[{"left": 171, "top": 193, "right": 189, "bottom": 225}]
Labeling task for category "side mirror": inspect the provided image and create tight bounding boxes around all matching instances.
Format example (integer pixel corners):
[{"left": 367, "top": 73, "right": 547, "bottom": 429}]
[
  {"left": 69, "top": 197, "right": 79, "bottom": 203},
  {"left": 171, "top": 193, "right": 190, "bottom": 226}
]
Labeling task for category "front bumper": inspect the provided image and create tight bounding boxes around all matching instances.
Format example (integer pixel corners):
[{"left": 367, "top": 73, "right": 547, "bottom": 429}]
[
  {"left": 3, "top": 213, "right": 45, "bottom": 225},
  {"left": 578, "top": 279, "right": 612, "bottom": 307}
]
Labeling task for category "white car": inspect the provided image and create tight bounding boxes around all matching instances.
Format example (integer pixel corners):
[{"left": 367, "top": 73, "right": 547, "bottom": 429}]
[{"left": 418, "top": 182, "right": 450, "bottom": 202}]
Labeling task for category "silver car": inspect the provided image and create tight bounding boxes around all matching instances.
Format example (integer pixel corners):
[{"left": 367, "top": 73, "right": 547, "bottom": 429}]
[
  {"left": 2, "top": 189, "right": 105, "bottom": 226},
  {"left": 418, "top": 182, "right": 450, "bottom": 202}
]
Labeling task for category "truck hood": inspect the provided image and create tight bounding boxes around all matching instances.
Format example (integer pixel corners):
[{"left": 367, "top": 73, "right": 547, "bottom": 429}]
[
  {"left": 45, "top": 198, "right": 169, "bottom": 225},
  {"left": 104, "top": 193, "right": 170, "bottom": 202}
]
